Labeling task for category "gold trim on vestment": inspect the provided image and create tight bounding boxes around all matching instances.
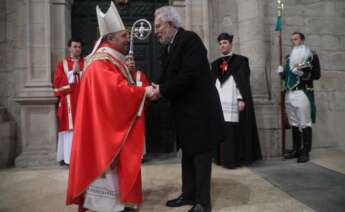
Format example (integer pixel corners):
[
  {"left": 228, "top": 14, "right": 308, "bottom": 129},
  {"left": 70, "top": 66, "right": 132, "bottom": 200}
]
[{"left": 85, "top": 52, "right": 134, "bottom": 84}]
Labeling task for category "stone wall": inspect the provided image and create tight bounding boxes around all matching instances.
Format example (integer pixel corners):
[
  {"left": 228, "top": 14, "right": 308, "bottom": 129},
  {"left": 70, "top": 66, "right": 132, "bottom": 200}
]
[
  {"left": 0, "top": 1, "right": 21, "bottom": 163},
  {"left": 0, "top": 1, "right": 17, "bottom": 120},
  {"left": 0, "top": 1, "right": 7, "bottom": 105}
]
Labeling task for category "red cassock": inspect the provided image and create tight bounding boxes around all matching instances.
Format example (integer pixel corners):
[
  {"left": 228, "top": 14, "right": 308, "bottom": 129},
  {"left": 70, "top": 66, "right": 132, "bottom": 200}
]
[
  {"left": 66, "top": 45, "right": 146, "bottom": 206},
  {"left": 53, "top": 56, "right": 84, "bottom": 132}
]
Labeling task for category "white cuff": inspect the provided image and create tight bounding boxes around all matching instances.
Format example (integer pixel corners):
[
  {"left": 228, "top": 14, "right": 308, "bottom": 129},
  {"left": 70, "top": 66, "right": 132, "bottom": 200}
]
[{"left": 237, "top": 89, "right": 243, "bottom": 100}]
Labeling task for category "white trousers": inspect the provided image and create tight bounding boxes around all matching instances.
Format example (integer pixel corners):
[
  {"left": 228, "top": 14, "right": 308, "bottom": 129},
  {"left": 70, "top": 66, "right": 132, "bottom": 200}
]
[
  {"left": 285, "top": 90, "right": 312, "bottom": 129},
  {"left": 56, "top": 130, "right": 73, "bottom": 164}
]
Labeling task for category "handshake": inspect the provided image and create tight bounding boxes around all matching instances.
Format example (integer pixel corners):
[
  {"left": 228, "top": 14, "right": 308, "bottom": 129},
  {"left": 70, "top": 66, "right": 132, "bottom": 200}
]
[{"left": 145, "top": 83, "right": 161, "bottom": 101}]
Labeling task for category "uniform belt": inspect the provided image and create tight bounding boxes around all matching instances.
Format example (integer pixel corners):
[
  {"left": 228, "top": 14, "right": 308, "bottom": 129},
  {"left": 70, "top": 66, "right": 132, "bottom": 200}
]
[
  {"left": 287, "top": 84, "right": 313, "bottom": 91},
  {"left": 289, "top": 86, "right": 303, "bottom": 91}
]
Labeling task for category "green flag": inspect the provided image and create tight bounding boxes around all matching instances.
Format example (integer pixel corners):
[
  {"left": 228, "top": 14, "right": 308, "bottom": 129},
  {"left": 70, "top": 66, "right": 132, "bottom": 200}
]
[{"left": 275, "top": 16, "right": 282, "bottom": 31}]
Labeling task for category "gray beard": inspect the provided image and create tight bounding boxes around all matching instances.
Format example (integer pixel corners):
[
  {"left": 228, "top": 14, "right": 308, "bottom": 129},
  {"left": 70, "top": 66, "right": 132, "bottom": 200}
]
[
  {"left": 159, "top": 38, "right": 170, "bottom": 45},
  {"left": 159, "top": 36, "right": 173, "bottom": 45},
  {"left": 289, "top": 45, "right": 311, "bottom": 68}
]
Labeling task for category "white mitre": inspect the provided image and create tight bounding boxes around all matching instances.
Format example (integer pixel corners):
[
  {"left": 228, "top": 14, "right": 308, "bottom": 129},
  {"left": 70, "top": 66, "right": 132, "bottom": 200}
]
[{"left": 86, "top": 2, "right": 126, "bottom": 59}]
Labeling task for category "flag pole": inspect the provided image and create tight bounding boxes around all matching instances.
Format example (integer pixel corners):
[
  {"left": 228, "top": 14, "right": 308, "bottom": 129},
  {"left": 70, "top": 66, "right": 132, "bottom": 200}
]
[{"left": 275, "top": 0, "right": 286, "bottom": 155}]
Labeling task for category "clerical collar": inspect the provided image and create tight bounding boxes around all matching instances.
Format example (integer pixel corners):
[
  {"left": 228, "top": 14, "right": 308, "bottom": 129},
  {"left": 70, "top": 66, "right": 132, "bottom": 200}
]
[{"left": 221, "top": 52, "right": 233, "bottom": 58}]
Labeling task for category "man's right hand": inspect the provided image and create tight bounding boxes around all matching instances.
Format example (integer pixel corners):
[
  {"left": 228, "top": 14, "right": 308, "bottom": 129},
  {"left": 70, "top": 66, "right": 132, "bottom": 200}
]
[{"left": 145, "top": 85, "right": 161, "bottom": 101}]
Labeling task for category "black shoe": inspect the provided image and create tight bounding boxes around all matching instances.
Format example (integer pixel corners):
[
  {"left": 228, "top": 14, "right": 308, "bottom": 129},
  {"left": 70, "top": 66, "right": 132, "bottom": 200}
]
[
  {"left": 120, "top": 207, "right": 137, "bottom": 212},
  {"left": 166, "top": 194, "right": 194, "bottom": 207},
  {"left": 297, "top": 154, "right": 309, "bottom": 163},
  {"left": 141, "top": 155, "right": 149, "bottom": 163},
  {"left": 284, "top": 150, "right": 300, "bottom": 159},
  {"left": 59, "top": 161, "right": 69, "bottom": 166},
  {"left": 188, "top": 203, "right": 211, "bottom": 212}
]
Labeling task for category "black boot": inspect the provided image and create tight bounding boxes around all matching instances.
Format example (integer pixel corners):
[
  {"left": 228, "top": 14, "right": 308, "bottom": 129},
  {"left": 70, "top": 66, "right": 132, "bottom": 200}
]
[
  {"left": 298, "top": 127, "right": 311, "bottom": 163},
  {"left": 284, "top": 127, "right": 301, "bottom": 159},
  {"left": 308, "top": 127, "right": 313, "bottom": 153}
]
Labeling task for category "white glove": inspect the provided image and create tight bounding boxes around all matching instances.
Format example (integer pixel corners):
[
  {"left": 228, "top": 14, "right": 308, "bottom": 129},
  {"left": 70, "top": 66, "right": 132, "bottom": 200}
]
[
  {"left": 291, "top": 67, "right": 304, "bottom": 77},
  {"left": 275, "top": 65, "right": 284, "bottom": 74}
]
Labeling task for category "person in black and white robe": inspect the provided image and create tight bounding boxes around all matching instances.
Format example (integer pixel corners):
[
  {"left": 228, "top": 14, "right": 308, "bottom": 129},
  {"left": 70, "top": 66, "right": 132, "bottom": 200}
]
[{"left": 211, "top": 33, "right": 262, "bottom": 169}]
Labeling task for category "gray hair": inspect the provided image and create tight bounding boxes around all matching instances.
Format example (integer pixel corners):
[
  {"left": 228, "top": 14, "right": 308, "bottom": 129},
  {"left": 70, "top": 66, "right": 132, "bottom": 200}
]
[{"left": 155, "top": 6, "right": 182, "bottom": 28}]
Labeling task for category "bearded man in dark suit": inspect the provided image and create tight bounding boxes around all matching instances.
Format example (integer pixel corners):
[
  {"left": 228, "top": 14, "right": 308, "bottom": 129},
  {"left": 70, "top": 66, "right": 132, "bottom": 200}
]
[{"left": 150, "top": 6, "right": 224, "bottom": 212}]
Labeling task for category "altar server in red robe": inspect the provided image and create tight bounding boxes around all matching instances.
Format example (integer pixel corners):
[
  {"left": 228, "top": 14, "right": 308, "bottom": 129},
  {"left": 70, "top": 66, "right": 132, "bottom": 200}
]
[{"left": 54, "top": 38, "right": 84, "bottom": 165}]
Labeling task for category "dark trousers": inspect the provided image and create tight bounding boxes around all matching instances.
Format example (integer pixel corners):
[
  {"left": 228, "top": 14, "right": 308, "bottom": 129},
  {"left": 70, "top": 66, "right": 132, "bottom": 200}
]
[{"left": 182, "top": 150, "right": 213, "bottom": 208}]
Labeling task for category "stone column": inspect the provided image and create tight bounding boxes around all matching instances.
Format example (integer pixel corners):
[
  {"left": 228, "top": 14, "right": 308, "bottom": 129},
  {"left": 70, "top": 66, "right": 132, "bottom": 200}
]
[
  {"left": 237, "top": 0, "right": 267, "bottom": 98},
  {"left": 236, "top": 0, "right": 281, "bottom": 158},
  {"left": 208, "top": 0, "right": 239, "bottom": 61},
  {"left": 14, "top": 0, "right": 58, "bottom": 167},
  {"left": 51, "top": 0, "right": 73, "bottom": 70},
  {"left": 170, "top": 0, "right": 211, "bottom": 51},
  {"left": 184, "top": 0, "right": 210, "bottom": 51}
]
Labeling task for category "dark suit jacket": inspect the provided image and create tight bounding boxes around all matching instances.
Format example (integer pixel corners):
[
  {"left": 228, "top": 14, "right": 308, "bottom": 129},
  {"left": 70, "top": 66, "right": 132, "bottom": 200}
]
[{"left": 158, "top": 28, "right": 224, "bottom": 155}]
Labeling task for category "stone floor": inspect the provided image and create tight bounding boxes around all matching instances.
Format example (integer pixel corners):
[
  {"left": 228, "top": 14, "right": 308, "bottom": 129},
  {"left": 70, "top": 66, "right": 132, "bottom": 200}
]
[{"left": 0, "top": 148, "right": 344, "bottom": 212}]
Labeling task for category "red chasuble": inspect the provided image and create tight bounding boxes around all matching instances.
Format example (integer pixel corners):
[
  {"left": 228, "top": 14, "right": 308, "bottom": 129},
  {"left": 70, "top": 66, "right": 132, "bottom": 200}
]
[{"left": 66, "top": 43, "right": 146, "bottom": 206}]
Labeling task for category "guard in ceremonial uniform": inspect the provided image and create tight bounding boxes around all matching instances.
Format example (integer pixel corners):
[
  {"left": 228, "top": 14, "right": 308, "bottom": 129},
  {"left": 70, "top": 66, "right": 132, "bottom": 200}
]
[{"left": 278, "top": 32, "right": 321, "bottom": 163}]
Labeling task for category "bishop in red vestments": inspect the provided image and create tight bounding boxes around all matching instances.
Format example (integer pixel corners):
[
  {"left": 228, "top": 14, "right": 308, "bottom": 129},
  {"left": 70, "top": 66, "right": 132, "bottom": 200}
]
[{"left": 66, "top": 2, "right": 154, "bottom": 211}]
